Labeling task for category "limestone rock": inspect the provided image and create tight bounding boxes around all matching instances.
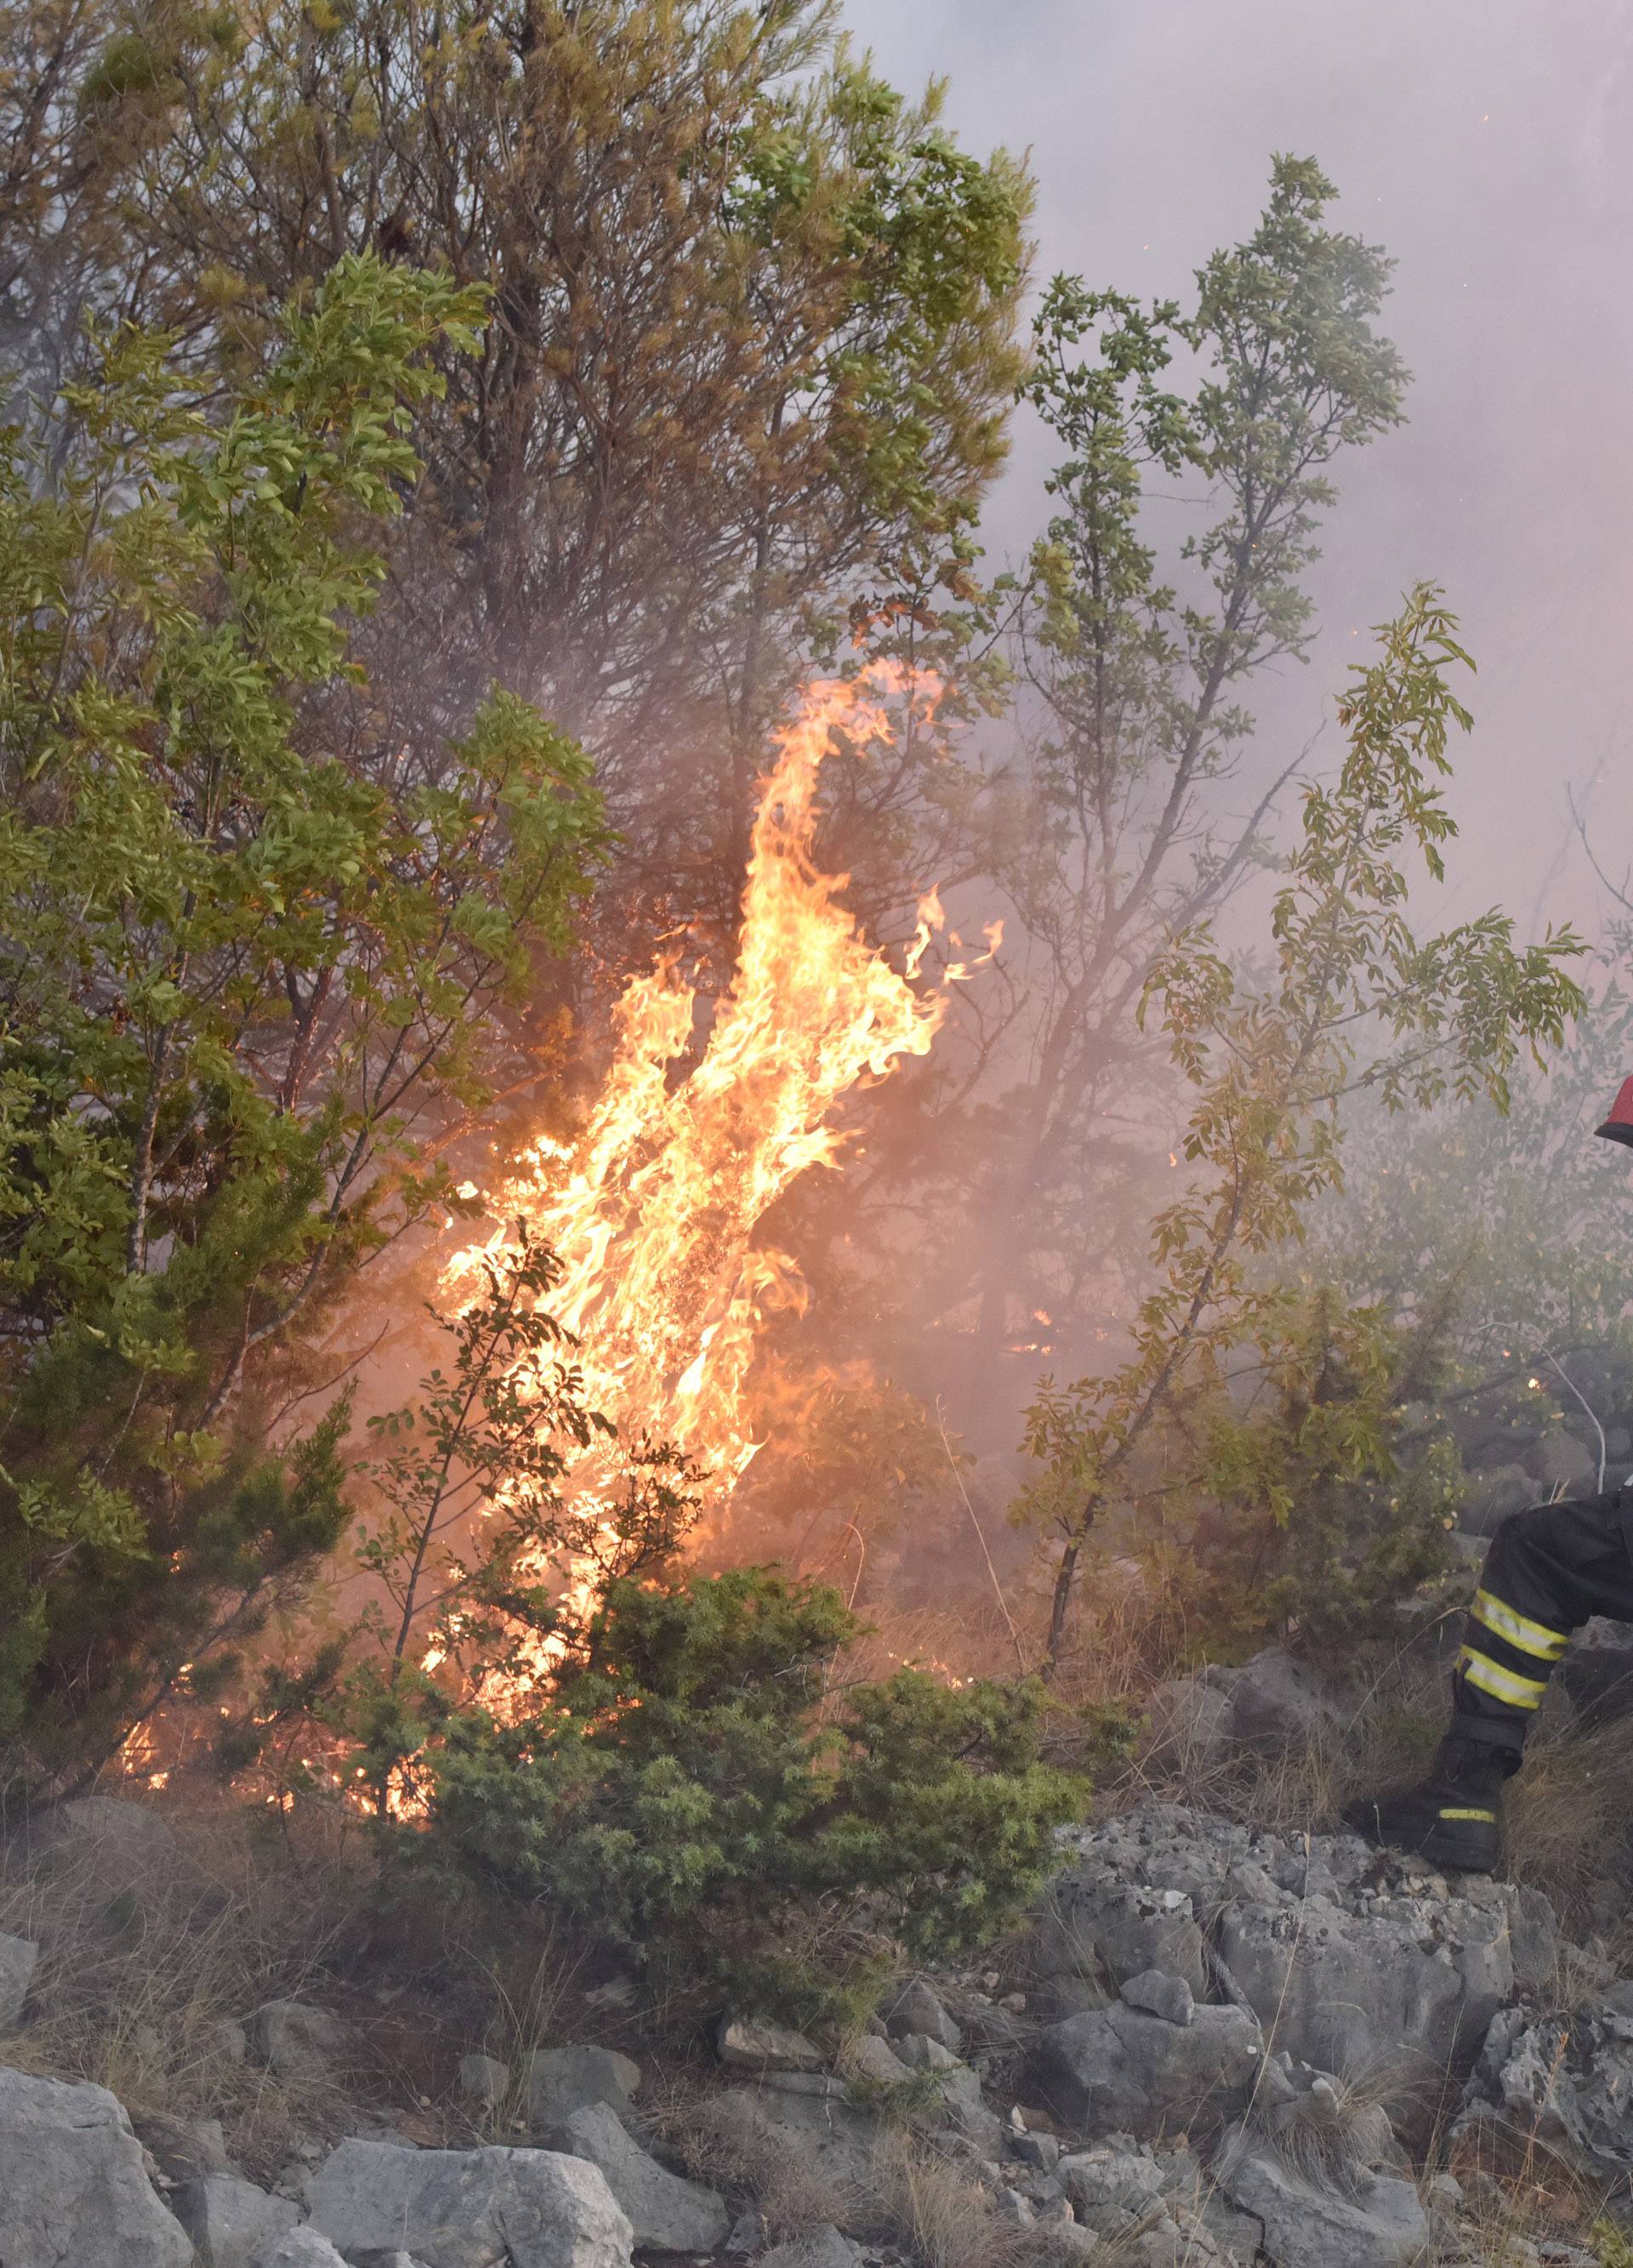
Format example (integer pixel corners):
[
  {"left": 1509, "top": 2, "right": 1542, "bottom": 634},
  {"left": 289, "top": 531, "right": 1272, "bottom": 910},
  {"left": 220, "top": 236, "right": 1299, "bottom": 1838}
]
[
  {"left": 1033, "top": 1998, "right": 1263, "bottom": 2136},
  {"left": 458, "top": 2052, "right": 509, "bottom": 2109},
  {"left": 248, "top": 2234, "right": 351, "bottom": 2268},
  {"left": 1047, "top": 1799, "right": 1555, "bottom": 2091},
  {"left": 561, "top": 2100, "right": 729, "bottom": 2252},
  {"left": 894, "top": 2032, "right": 958, "bottom": 2072},
  {"left": 1121, "top": 1968, "right": 1195, "bottom": 2026},
  {"left": 1214, "top": 2123, "right": 1430, "bottom": 2268},
  {"left": 1459, "top": 1463, "right": 1537, "bottom": 1538},
  {"left": 708, "top": 2083, "right": 879, "bottom": 2191},
  {"left": 1215, "top": 1884, "right": 1508, "bottom": 2089},
  {"left": 0, "top": 1931, "right": 37, "bottom": 2028},
  {"left": 1462, "top": 1990, "right": 1633, "bottom": 2170},
  {"left": 306, "top": 2136, "right": 634, "bottom": 2268},
  {"left": 843, "top": 2033, "right": 913, "bottom": 2086},
  {"left": 246, "top": 1999, "right": 357, "bottom": 2080},
  {"left": 174, "top": 2170, "right": 299, "bottom": 2266},
  {"left": 524, "top": 2043, "right": 640, "bottom": 2134},
  {"left": 133, "top": 2109, "right": 234, "bottom": 2184},
  {"left": 716, "top": 2015, "right": 825, "bottom": 2072},
  {"left": 882, "top": 1977, "right": 962, "bottom": 2053},
  {"left": 0, "top": 2063, "right": 192, "bottom": 2268},
  {"left": 26, "top": 1793, "right": 182, "bottom": 1873},
  {"left": 755, "top": 2227, "right": 864, "bottom": 2268}
]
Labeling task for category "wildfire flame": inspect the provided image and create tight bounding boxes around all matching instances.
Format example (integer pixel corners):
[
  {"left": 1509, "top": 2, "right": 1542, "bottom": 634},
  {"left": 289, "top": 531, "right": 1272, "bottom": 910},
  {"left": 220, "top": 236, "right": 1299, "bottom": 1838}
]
[{"left": 445, "top": 667, "right": 996, "bottom": 1547}]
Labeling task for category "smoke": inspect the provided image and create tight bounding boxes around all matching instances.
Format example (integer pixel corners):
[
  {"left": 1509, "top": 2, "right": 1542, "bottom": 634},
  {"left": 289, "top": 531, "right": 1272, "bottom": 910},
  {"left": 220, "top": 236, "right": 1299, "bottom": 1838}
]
[{"left": 848, "top": 0, "right": 1633, "bottom": 940}]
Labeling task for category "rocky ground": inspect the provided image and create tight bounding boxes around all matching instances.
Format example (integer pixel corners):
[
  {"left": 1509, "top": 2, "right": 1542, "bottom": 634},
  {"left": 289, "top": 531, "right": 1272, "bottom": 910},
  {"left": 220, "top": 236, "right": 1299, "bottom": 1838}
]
[
  {"left": 7, "top": 1599, "right": 1633, "bottom": 2268},
  {"left": 6, "top": 1709, "right": 1633, "bottom": 2268}
]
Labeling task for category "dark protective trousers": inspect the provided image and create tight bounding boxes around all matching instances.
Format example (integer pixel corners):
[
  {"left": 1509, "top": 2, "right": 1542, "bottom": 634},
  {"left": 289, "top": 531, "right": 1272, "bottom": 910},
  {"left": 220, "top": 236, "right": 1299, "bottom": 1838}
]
[{"left": 1453, "top": 1483, "right": 1633, "bottom": 1752}]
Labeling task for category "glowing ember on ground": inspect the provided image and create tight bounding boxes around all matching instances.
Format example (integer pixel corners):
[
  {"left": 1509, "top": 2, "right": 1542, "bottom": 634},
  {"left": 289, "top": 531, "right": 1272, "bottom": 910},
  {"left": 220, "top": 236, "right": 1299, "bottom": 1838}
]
[{"left": 443, "top": 666, "right": 996, "bottom": 1629}]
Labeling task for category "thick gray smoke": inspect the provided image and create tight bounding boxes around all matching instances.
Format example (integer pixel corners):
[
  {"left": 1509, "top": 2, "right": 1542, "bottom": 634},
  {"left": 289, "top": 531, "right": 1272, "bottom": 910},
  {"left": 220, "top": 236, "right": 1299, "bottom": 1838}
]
[{"left": 849, "top": 0, "right": 1633, "bottom": 939}]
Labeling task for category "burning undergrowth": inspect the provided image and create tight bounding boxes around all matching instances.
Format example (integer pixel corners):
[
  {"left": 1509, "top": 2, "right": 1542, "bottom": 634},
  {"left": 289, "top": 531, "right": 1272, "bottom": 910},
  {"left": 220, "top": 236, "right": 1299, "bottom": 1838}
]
[{"left": 430, "top": 665, "right": 1001, "bottom": 1708}]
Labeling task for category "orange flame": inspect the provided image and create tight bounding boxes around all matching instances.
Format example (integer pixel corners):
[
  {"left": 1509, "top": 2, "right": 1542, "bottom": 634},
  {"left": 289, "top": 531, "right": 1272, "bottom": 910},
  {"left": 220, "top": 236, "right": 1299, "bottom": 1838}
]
[{"left": 442, "top": 668, "right": 992, "bottom": 1664}]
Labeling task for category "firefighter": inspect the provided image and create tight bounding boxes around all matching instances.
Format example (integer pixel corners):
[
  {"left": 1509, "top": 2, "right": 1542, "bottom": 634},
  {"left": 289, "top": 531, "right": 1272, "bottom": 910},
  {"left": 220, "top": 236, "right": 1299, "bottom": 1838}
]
[{"left": 1348, "top": 1077, "right": 1633, "bottom": 1875}]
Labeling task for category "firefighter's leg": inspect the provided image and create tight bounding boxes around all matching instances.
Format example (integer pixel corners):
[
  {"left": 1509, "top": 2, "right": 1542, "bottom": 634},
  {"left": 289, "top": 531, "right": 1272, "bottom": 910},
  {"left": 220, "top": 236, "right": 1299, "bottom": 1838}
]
[{"left": 1350, "top": 1487, "right": 1633, "bottom": 1873}]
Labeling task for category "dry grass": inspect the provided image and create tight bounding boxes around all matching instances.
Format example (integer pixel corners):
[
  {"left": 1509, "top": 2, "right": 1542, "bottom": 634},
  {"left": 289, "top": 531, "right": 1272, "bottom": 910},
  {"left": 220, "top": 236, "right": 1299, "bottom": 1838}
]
[
  {"left": 0, "top": 1799, "right": 378, "bottom": 2179},
  {"left": 1501, "top": 1718, "right": 1633, "bottom": 1944},
  {"left": 673, "top": 2089, "right": 860, "bottom": 2240},
  {"left": 455, "top": 1921, "right": 589, "bottom": 2143},
  {"left": 872, "top": 2132, "right": 1033, "bottom": 2268}
]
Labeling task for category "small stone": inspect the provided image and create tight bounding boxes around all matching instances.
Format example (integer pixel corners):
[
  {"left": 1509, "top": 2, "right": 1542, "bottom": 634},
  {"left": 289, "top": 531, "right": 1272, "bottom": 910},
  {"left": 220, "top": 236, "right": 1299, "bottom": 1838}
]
[
  {"left": 999, "top": 1992, "right": 1027, "bottom": 2012},
  {"left": 247, "top": 2235, "right": 350, "bottom": 2268},
  {"left": 755, "top": 2227, "right": 864, "bottom": 2268},
  {"left": 1010, "top": 2130, "right": 1061, "bottom": 2172},
  {"left": 884, "top": 1977, "right": 962, "bottom": 2053},
  {"left": 995, "top": 2188, "right": 1035, "bottom": 2226},
  {"left": 1120, "top": 1969, "right": 1195, "bottom": 2027},
  {"left": 716, "top": 2015, "right": 824, "bottom": 2072},
  {"left": 895, "top": 2032, "right": 958, "bottom": 2072},
  {"left": 524, "top": 2043, "right": 640, "bottom": 2134},
  {"left": 0, "top": 1932, "right": 39, "bottom": 2028},
  {"left": 845, "top": 2034, "right": 912, "bottom": 2086},
  {"left": 458, "top": 2052, "right": 509, "bottom": 2108},
  {"left": 244, "top": 2002, "right": 356, "bottom": 2081}
]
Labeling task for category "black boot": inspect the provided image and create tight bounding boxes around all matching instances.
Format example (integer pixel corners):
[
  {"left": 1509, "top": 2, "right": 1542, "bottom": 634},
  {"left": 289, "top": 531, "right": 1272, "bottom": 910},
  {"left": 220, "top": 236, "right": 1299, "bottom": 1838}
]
[{"left": 1344, "top": 1737, "right": 1516, "bottom": 1874}]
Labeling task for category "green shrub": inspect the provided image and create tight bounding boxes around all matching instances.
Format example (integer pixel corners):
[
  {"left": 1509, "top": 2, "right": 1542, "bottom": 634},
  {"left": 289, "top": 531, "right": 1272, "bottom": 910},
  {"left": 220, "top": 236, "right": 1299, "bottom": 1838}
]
[{"left": 416, "top": 1566, "right": 1087, "bottom": 2021}]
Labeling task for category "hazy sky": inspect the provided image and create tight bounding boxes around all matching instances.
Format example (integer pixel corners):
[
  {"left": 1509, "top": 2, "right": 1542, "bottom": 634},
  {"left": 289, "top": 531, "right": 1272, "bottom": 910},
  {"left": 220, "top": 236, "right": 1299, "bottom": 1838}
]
[{"left": 844, "top": 0, "right": 1633, "bottom": 940}]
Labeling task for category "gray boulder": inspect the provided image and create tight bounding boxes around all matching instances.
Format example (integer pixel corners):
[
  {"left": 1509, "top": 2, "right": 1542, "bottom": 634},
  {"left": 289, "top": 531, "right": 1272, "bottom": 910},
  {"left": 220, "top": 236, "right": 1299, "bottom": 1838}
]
[
  {"left": 894, "top": 2032, "right": 958, "bottom": 2073},
  {"left": 1037, "top": 1871, "right": 1209, "bottom": 2000},
  {"left": 246, "top": 1999, "right": 356, "bottom": 2079},
  {"left": 306, "top": 2136, "right": 633, "bottom": 2268},
  {"left": 174, "top": 2171, "right": 299, "bottom": 2266},
  {"left": 708, "top": 2083, "right": 879, "bottom": 2190},
  {"left": 843, "top": 2033, "right": 912, "bottom": 2086},
  {"left": 1033, "top": 1998, "right": 1264, "bottom": 2135},
  {"left": 248, "top": 2232, "right": 351, "bottom": 2268},
  {"left": 1047, "top": 1801, "right": 1556, "bottom": 2092},
  {"left": 882, "top": 1977, "right": 962, "bottom": 2053},
  {"left": 756, "top": 2229, "right": 864, "bottom": 2268},
  {"left": 458, "top": 2053, "right": 509, "bottom": 2109},
  {"left": 0, "top": 2063, "right": 192, "bottom": 2267},
  {"left": 716, "top": 2015, "right": 824, "bottom": 2072},
  {"left": 1121, "top": 1969, "right": 1194, "bottom": 2026},
  {"left": 1531, "top": 1431, "right": 1598, "bottom": 1491},
  {"left": 1462, "top": 1989, "right": 1633, "bottom": 2170},
  {"left": 524, "top": 2044, "right": 640, "bottom": 2134},
  {"left": 1147, "top": 1648, "right": 1346, "bottom": 1771},
  {"left": 0, "top": 1931, "right": 37, "bottom": 2028},
  {"left": 133, "top": 2109, "right": 234, "bottom": 2183},
  {"left": 561, "top": 2101, "right": 729, "bottom": 2252},
  {"left": 21, "top": 1795, "right": 183, "bottom": 1895},
  {"left": 1213, "top": 2124, "right": 1429, "bottom": 2268},
  {"left": 1215, "top": 1882, "right": 1511, "bottom": 2089}
]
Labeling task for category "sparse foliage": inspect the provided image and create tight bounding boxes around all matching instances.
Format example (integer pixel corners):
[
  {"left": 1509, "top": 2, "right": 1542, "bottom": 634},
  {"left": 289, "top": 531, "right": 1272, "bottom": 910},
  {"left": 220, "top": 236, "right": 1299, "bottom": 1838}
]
[{"left": 1020, "top": 587, "right": 1584, "bottom": 1660}]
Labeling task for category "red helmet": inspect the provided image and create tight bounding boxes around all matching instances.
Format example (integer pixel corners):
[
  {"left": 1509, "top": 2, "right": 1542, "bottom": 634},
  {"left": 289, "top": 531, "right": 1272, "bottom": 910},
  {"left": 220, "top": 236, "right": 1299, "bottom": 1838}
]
[{"left": 1596, "top": 1077, "right": 1633, "bottom": 1149}]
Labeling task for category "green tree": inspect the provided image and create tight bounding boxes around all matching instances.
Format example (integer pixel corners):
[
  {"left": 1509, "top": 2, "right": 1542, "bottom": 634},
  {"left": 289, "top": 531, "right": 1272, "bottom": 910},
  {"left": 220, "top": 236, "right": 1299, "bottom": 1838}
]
[
  {"left": 3, "top": 0, "right": 1031, "bottom": 948},
  {"left": 1019, "top": 588, "right": 1584, "bottom": 1662},
  {"left": 339, "top": 1225, "right": 698, "bottom": 1814},
  {"left": 0, "top": 253, "right": 608, "bottom": 1787},
  {"left": 864, "top": 159, "right": 1410, "bottom": 1378}
]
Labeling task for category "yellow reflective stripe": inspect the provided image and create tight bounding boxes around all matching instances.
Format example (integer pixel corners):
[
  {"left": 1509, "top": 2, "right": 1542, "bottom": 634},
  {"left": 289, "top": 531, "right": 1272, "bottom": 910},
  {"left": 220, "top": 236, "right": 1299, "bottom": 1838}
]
[
  {"left": 1458, "top": 1646, "right": 1546, "bottom": 1709},
  {"left": 1472, "top": 1589, "right": 1569, "bottom": 1663},
  {"left": 1438, "top": 1807, "right": 1497, "bottom": 1824}
]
